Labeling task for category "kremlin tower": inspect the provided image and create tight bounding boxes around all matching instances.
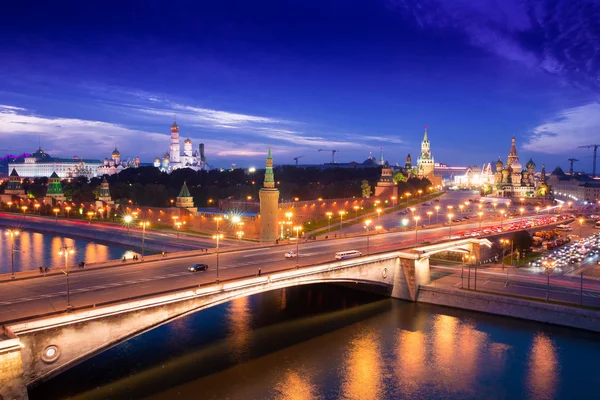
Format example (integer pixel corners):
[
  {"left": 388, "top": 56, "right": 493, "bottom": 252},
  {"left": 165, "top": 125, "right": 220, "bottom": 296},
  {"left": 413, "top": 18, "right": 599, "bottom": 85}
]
[{"left": 259, "top": 146, "right": 280, "bottom": 242}]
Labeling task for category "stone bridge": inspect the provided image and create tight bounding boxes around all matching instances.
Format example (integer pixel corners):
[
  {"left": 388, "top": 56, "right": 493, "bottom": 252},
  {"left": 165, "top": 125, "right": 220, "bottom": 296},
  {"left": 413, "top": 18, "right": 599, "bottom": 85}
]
[{"left": 0, "top": 238, "right": 490, "bottom": 400}]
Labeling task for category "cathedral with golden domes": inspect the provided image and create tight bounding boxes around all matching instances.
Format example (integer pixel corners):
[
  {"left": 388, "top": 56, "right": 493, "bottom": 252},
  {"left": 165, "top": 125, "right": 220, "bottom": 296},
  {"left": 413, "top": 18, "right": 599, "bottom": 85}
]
[
  {"left": 491, "top": 137, "right": 538, "bottom": 197},
  {"left": 154, "top": 119, "right": 207, "bottom": 172}
]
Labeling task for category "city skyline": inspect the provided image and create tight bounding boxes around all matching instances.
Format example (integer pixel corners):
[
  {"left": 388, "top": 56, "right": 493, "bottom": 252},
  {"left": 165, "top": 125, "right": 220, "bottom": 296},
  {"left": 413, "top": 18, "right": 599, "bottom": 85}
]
[{"left": 1, "top": 0, "right": 599, "bottom": 172}]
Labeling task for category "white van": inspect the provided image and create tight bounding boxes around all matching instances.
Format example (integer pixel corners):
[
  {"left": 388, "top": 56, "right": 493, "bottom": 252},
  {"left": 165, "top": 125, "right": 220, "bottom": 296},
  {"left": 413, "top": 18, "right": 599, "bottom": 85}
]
[
  {"left": 335, "top": 250, "right": 362, "bottom": 260},
  {"left": 556, "top": 224, "right": 572, "bottom": 231}
]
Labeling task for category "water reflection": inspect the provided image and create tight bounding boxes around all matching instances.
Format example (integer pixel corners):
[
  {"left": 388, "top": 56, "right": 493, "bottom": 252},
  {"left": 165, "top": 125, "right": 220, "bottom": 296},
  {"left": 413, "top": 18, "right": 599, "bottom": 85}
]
[
  {"left": 527, "top": 333, "right": 558, "bottom": 400},
  {"left": 0, "top": 228, "right": 144, "bottom": 273},
  {"left": 226, "top": 296, "right": 252, "bottom": 362},
  {"left": 396, "top": 330, "right": 426, "bottom": 396},
  {"left": 342, "top": 327, "right": 383, "bottom": 400},
  {"left": 274, "top": 368, "right": 318, "bottom": 400}
]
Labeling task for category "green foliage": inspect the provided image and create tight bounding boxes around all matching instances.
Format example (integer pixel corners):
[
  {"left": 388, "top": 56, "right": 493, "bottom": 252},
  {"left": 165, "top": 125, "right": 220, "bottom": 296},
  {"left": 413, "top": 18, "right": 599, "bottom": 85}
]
[
  {"left": 361, "top": 180, "right": 372, "bottom": 198},
  {"left": 392, "top": 171, "right": 406, "bottom": 183},
  {"left": 512, "top": 230, "right": 533, "bottom": 255}
]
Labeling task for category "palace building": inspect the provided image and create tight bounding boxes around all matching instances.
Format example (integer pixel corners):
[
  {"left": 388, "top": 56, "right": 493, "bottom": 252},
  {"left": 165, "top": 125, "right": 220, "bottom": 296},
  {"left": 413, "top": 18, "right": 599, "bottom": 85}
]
[{"left": 155, "top": 120, "right": 207, "bottom": 173}]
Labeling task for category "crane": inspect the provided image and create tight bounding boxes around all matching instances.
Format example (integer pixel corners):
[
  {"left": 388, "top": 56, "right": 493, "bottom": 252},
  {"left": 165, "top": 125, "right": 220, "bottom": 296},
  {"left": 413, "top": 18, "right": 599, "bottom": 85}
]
[
  {"left": 293, "top": 155, "right": 305, "bottom": 166},
  {"left": 578, "top": 144, "right": 598, "bottom": 177},
  {"left": 567, "top": 158, "right": 579, "bottom": 175},
  {"left": 318, "top": 149, "right": 338, "bottom": 163}
]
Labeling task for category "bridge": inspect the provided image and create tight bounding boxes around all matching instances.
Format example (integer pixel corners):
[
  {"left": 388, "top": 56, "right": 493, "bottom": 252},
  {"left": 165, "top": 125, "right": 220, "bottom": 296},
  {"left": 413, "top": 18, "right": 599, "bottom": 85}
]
[{"left": 0, "top": 238, "right": 489, "bottom": 400}]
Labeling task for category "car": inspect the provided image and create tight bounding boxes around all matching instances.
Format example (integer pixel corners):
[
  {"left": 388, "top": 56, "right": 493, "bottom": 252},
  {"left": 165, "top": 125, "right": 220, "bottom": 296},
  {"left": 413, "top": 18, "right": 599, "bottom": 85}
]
[
  {"left": 285, "top": 251, "right": 298, "bottom": 258},
  {"left": 188, "top": 263, "right": 209, "bottom": 272}
]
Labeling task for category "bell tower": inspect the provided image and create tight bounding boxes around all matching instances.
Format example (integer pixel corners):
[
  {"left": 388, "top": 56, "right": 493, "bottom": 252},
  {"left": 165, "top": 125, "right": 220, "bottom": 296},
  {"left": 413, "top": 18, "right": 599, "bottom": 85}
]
[{"left": 259, "top": 146, "right": 280, "bottom": 242}]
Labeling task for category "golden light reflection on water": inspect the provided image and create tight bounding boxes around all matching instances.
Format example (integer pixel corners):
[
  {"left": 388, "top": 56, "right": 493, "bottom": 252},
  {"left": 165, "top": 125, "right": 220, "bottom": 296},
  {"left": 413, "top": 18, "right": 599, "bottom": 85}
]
[
  {"left": 396, "top": 330, "right": 426, "bottom": 396},
  {"left": 273, "top": 368, "right": 318, "bottom": 400},
  {"left": 527, "top": 333, "right": 558, "bottom": 399},
  {"left": 226, "top": 296, "right": 252, "bottom": 362},
  {"left": 341, "top": 328, "right": 383, "bottom": 400}
]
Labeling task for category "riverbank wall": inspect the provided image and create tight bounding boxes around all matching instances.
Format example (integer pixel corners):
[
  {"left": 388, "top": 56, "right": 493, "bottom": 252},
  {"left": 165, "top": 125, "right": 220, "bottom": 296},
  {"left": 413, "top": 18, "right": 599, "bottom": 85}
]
[{"left": 417, "top": 286, "right": 600, "bottom": 333}]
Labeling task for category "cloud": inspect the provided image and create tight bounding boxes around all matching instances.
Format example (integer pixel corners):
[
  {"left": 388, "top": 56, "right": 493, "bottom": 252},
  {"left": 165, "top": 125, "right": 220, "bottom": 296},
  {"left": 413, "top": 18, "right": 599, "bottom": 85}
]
[
  {"left": 523, "top": 102, "right": 600, "bottom": 154},
  {"left": 388, "top": 0, "right": 600, "bottom": 90}
]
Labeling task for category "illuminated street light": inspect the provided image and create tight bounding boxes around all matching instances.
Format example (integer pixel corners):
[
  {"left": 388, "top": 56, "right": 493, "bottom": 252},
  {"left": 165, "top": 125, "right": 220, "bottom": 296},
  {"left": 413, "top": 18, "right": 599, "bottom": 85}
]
[
  {"left": 53, "top": 208, "right": 60, "bottom": 221},
  {"left": 434, "top": 205, "right": 440, "bottom": 224},
  {"left": 364, "top": 219, "right": 372, "bottom": 254},
  {"left": 58, "top": 244, "right": 75, "bottom": 310},
  {"left": 447, "top": 213, "right": 454, "bottom": 239},
  {"left": 519, "top": 207, "right": 525, "bottom": 222},
  {"left": 123, "top": 214, "right": 133, "bottom": 235},
  {"left": 535, "top": 206, "right": 540, "bottom": 215},
  {"left": 65, "top": 206, "right": 72, "bottom": 218},
  {"left": 21, "top": 205, "right": 27, "bottom": 217},
  {"left": 87, "top": 211, "right": 94, "bottom": 225},
  {"left": 478, "top": 211, "right": 483, "bottom": 229},
  {"left": 213, "top": 233, "right": 224, "bottom": 282},
  {"left": 459, "top": 204, "right": 464, "bottom": 215},
  {"left": 391, "top": 196, "right": 397, "bottom": 207},
  {"left": 414, "top": 215, "right": 421, "bottom": 243},
  {"left": 579, "top": 218, "right": 584, "bottom": 238},
  {"left": 405, "top": 192, "right": 411, "bottom": 207},
  {"left": 139, "top": 221, "right": 150, "bottom": 259},
  {"left": 376, "top": 208, "right": 382, "bottom": 221},
  {"left": 426, "top": 211, "right": 433, "bottom": 225},
  {"left": 326, "top": 211, "right": 333, "bottom": 232},
  {"left": 5, "top": 229, "right": 20, "bottom": 279},
  {"left": 499, "top": 209, "right": 506, "bottom": 230},
  {"left": 175, "top": 221, "right": 182, "bottom": 241},
  {"left": 353, "top": 205, "right": 360, "bottom": 219},
  {"left": 293, "top": 225, "right": 302, "bottom": 267},
  {"left": 339, "top": 210, "right": 346, "bottom": 230},
  {"left": 34, "top": 203, "right": 41, "bottom": 214}
]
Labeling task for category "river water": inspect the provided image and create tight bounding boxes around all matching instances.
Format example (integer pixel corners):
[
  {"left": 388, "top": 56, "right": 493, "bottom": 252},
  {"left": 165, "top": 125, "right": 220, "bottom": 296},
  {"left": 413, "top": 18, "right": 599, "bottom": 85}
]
[
  {"left": 31, "top": 284, "right": 600, "bottom": 400},
  {"left": 0, "top": 227, "right": 146, "bottom": 273}
]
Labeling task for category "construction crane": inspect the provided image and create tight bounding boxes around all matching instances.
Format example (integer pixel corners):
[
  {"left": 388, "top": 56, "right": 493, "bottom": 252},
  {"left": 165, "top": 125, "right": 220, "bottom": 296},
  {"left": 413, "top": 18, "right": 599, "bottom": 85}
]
[
  {"left": 578, "top": 144, "right": 599, "bottom": 177},
  {"left": 318, "top": 149, "right": 338, "bottom": 163},
  {"left": 293, "top": 155, "right": 305, "bottom": 166},
  {"left": 567, "top": 158, "right": 579, "bottom": 175}
]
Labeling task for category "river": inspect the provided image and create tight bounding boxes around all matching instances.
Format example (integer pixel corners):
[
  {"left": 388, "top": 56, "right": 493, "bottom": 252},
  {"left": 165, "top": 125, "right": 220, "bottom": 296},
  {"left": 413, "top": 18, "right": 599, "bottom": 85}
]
[
  {"left": 0, "top": 227, "right": 147, "bottom": 273},
  {"left": 31, "top": 284, "right": 600, "bottom": 400}
]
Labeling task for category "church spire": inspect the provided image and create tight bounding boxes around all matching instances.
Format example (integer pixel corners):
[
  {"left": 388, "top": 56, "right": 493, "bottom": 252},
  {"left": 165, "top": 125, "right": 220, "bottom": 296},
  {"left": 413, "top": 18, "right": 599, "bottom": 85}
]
[
  {"left": 264, "top": 145, "right": 275, "bottom": 188},
  {"left": 423, "top": 126, "right": 429, "bottom": 142},
  {"left": 379, "top": 148, "right": 384, "bottom": 166}
]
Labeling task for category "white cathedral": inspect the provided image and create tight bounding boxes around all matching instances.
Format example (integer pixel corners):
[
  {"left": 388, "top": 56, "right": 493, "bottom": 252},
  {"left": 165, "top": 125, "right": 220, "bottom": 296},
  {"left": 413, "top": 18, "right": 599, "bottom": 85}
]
[{"left": 154, "top": 120, "right": 207, "bottom": 172}]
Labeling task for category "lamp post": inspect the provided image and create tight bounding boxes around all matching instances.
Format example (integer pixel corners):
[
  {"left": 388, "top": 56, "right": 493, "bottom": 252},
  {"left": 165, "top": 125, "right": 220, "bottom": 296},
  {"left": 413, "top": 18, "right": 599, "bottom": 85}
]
[
  {"left": 213, "top": 233, "right": 224, "bottom": 282},
  {"left": 478, "top": 211, "right": 483, "bottom": 229},
  {"left": 426, "top": 211, "right": 433, "bottom": 225},
  {"left": 519, "top": 207, "right": 525, "bottom": 222},
  {"left": 447, "top": 213, "right": 454, "bottom": 240},
  {"left": 58, "top": 244, "right": 75, "bottom": 310},
  {"left": 535, "top": 206, "right": 540, "bottom": 215},
  {"left": 543, "top": 260, "right": 553, "bottom": 302},
  {"left": 34, "top": 203, "right": 40, "bottom": 215},
  {"left": 391, "top": 196, "right": 397, "bottom": 207},
  {"left": 434, "top": 205, "right": 440, "bottom": 223},
  {"left": 53, "top": 208, "right": 60, "bottom": 221},
  {"left": 353, "top": 205, "right": 360, "bottom": 219},
  {"left": 65, "top": 206, "right": 71, "bottom": 218},
  {"left": 98, "top": 208, "right": 104, "bottom": 220},
  {"left": 175, "top": 221, "right": 182, "bottom": 242},
  {"left": 376, "top": 208, "right": 382, "bottom": 221},
  {"left": 414, "top": 215, "right": 421, "bottom": 243},
  {"left": 87, "top": 211, "right": 94, "bottom": 225},
  {"left": 326, "top": 212, "right": 333, "bottom": 232},
  {"left": 364, "top": 219, "right": 372, "bottom": 254},
  {"left": 139, "top": 221, "right": 150, "bottom": 259},
  {"left": 405, "top": 192, "right": 411, "bottom": 207},
  {"left": 459, "top": 204, "right": 464, "bottom": 215},
  {"left": 293, "top": 225, "right": 302, "bottom": 267},
  {"left": 124, "top": 214, "right": 133, "bottom": 235},
  {"left": 499, "top": 209, "right": 505, "bottom": 230},
  {"left": 5, "top": 229, "right": 19, "bottom": 279},
  {"left": 417, "top": 189, "right": 422, "bottom": 201},
  {"left": 339, "top": 210, "right": 346, "bottom": 230},
  {"left": 579, "top": 218, "right": 584, "bottom": 238},
  {"left": 21, "top": 205, "right": 27, "bottom": 218}
]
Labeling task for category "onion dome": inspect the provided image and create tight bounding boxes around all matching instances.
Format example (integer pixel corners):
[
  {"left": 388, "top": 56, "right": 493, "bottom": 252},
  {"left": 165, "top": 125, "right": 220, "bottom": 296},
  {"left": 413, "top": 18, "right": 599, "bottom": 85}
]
[
  {"left": 111, "top": 147, "right": 120, "bottom": 157},
  {"left": 104, "top": 158, "right": 109, "bottom": 166},
  {"left": 184, "top": 138, "right": 192, "bottom": 144},
  {"left": 526, "top": 157, "right": 536, "bottom": 170},
  {"left": 511, "top": 159, "right": 522, "bottom": 172},
  {"left": 135, "top": 155, "right": 140, "bottom": 164},
  {"left": 154, "top": 156, "right": 160, "bottom": 162},
  {"left": 495, "top": 158, "right": 503, "bottom": 170}
]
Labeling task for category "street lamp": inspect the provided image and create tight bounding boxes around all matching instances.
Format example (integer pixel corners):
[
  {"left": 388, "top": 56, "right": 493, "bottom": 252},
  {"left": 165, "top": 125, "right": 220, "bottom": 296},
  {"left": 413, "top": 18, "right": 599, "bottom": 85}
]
[
  {"left": 5, "top": 229, "right": 19, "bottom": 279},
  {"left": 417, "top": 189, "right": 422, "bottom": 200},
  {"left": 434, "top": 205, "right": 440, "bottom": 223},
  {"left": 58, "top": 244, "right": 75, "bottom": 310},
  {"left": 543, "top": 260, "right": 553, "bottom": 302},
  {"left": 326, "top": 211, "right": 333, "bottom": 232},
  {"left": 414, "top": 215, "right": 421, "bottom": 243},
  {"left": 519, "top": 207, "right": 525, "bottom": 222},
  {"left": 53, "top": 208, "right": 60, "bottom": 221},
  {"left": 175, "top": 221, "right": 182, "bottom": 241},
  {"left": 139, "top": 221, "right": 150, "bottom": 259},
  {"left": 391, "top": 196, "right": 397, "bottom": 207},
  {"left": 65, "top": 206, "right": 72, "bottom": 218},
  {"left": 339, "top": 210, "right": 346, "bottom": 230},
  {"left": 293, "top": 225, "right": 302, "bottom": 267},
  {"left": 579, "top": 218, "right": 584, "bottom": 238},
  {"left": 364, "top": 219, "right": 372, "bottom": 254},
  {"left": 21, "top": 205, "right": 27, "bottom": 217},
  {"left": 426, "top": 211, "right": 433, "bottom": 225},
  {"left": 34, "top": 203, "right": 41, "bottom": 214},
  {"left": 213, "top": 233, "right": 224, "bottom": 282},
  {"left": 376, "top": 208, "right": 382, "bottom": 221},
  {"left": 459, "top": 204, "right": 464, "bottom": 215},
  {"left": 123, "top": 214, "right": 133, "bottom": 235},
  {"left": 405, "top": 192, "right": 411, "bottom": 207},
  {"left": 87, "top": 211, "right": 94, "bottom": 225},
  {"left": 447, "top": 213, "right": 454, "bottom": 239},
  {"left": 499, "top": 209, "right": 505, "bottom": 230},
  {"left": 353, "top": 205, "right": 360, "bottom": 219},
  {"left": 98, "top": 208, "right": 104, "bottom": 220},
  {"left": 535, "top": 206, "right": 540, "bottom": 215}
]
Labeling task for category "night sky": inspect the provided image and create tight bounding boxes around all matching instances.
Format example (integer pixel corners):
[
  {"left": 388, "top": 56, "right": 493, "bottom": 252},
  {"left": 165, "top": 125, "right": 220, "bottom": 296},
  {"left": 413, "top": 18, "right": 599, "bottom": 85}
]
[{"left": 1, "top": 0, "right": 599, "bottom": 171}]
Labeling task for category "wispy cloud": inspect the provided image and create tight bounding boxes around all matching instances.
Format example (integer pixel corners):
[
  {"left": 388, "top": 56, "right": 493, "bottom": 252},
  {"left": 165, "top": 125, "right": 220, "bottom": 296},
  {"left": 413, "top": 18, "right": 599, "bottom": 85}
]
[
  {"left": 388, "top": 0, "right": 600, "bottom": 90},
  {"left": 523, "top": 102, "right": 600, "bottom": 154}
]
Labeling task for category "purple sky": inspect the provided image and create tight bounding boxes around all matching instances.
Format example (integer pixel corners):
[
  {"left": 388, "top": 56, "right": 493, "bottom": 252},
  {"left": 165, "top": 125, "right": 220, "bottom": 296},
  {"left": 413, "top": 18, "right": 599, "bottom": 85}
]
[{"left": 0, "top": 0, "right": 599, "bottom": 171}]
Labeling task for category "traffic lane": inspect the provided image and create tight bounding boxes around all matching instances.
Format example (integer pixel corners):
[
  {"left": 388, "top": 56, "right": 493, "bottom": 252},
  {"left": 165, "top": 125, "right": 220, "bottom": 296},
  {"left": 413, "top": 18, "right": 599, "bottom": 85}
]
[{"left": 430, "top": 268, "right": 600, "bottom": 307}]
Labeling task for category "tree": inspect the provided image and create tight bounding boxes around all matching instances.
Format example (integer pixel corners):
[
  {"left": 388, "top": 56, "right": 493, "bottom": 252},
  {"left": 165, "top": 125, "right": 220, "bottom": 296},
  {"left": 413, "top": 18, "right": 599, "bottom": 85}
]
[
  {"left": 512, "top": 230, "right": 533, "bottom": 256},
  {"left": 361, "top": 180, "right": 372, "bottom": 198},
  {"left": 393, "top": 171, "right": 406, "bottom": 184}
]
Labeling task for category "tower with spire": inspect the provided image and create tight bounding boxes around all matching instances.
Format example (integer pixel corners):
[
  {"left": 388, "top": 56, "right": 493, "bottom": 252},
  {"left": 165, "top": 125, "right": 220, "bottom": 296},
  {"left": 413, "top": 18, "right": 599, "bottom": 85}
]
[
  {"left": 5, "top": 169, "right": 24, "bottom": 195},
  {"left": 46, "top": 172, "right": 66, "bottom": 200},
  {"left": 417, "top": 126, "right": 435, "bottom": 179},
  {"left": 259, "top": 146, "right": 280, "bottom": 242},
  {"left": 98, "top": 176, "right": 112, "bottom": 202},
  {"left": 176, "top": 181, "right": 195, "bottom": 209}
]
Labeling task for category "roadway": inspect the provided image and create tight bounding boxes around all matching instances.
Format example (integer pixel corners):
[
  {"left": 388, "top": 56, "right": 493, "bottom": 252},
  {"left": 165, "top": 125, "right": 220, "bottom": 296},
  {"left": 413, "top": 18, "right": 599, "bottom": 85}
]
[{"left": 0, "top": 214, "right": 596, "bottom": 324}]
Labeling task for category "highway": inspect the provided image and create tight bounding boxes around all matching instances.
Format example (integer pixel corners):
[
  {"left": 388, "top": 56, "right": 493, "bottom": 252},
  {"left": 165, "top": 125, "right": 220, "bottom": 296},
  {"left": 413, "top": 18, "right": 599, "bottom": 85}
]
[{"left": 0, "top": 214, "right": 597, "bottom": 324}]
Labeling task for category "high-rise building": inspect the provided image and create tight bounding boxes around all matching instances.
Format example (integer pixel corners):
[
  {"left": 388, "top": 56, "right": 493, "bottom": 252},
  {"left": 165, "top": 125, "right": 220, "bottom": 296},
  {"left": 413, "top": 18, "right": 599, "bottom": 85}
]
[{"left": 259, "top": 146, "right": 279, "bottom": 242}]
